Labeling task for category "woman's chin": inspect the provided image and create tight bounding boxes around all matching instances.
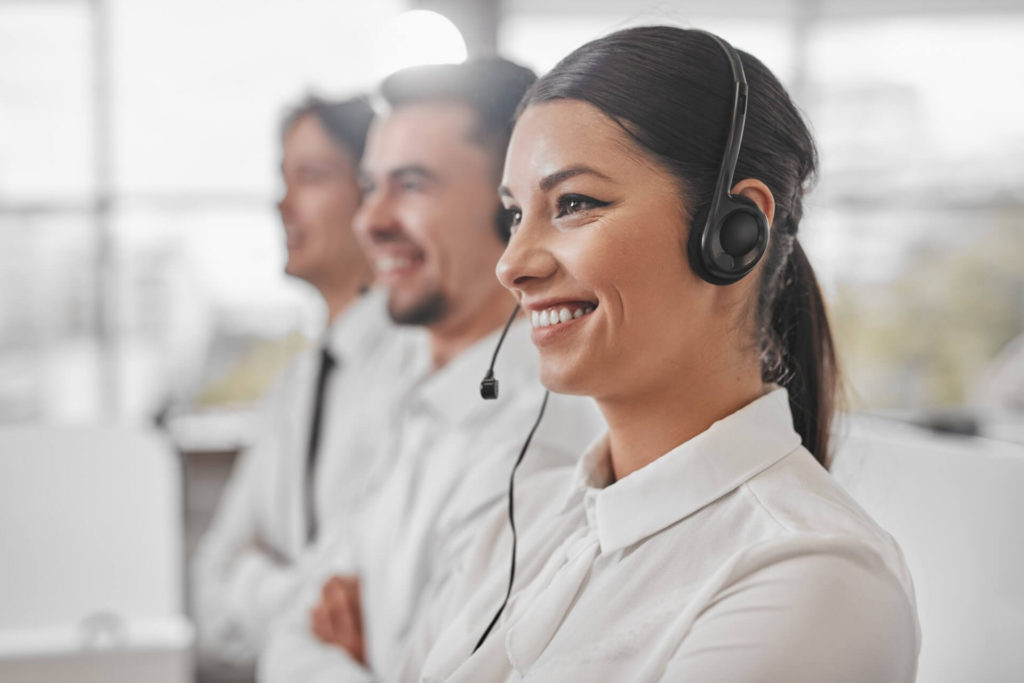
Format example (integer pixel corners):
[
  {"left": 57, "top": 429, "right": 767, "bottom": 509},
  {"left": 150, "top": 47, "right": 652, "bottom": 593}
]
[{"left": 539, "top": 363, "right": 593, "bottom": 397}]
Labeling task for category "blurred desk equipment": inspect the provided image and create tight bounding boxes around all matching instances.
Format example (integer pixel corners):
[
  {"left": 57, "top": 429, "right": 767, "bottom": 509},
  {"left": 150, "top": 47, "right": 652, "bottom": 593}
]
[
  {"left": 0, "top": 426, "right": 193, "bottom": 683},
  {"left": 832, "top": 414, "right": 1024, "bottom": 683}
]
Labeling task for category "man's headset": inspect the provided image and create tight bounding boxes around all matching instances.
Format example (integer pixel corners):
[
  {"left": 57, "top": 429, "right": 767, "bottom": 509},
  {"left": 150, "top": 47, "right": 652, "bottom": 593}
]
[{"left": 473, "top": 30, "right": 766, "bottom": 652}]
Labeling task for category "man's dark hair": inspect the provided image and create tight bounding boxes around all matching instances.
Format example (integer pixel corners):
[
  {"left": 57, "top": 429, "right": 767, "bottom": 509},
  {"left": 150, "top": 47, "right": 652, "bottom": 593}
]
[
  {"left": 281, "top": 94, "right": 374, "bottom": 162},
  {"left": 377, "top": 58, "right": 537, "bottom": 181}
]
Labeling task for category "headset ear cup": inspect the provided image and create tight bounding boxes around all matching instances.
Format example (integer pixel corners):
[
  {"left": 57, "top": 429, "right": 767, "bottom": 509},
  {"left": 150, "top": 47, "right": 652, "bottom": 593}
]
[
  {"left": 689, "top": 195, "right": 769, "bottom": 286},
  {"left": 715, "top": 196, "right": 769, "bottom": 282},
  {"left": 719, "top": 194, "right": 766, "bottom": 257},
  {"left": 686, "top": 204, "right": 714, "bottom": 283}
]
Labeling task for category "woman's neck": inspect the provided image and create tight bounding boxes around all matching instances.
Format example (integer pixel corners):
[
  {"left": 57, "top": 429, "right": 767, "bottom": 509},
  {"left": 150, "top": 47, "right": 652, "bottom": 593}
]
[{"left": 598, "top": 356, "right": 766, "bottom": 482}]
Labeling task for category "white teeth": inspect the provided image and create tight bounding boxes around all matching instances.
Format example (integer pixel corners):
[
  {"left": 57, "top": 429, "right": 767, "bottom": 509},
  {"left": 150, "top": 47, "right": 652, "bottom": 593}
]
[
  {"left": 377, "top": 255, "right": 411, "bottom": 273},
  {"left": 529, "top": 304, "right": 596, "bottom": 329}
]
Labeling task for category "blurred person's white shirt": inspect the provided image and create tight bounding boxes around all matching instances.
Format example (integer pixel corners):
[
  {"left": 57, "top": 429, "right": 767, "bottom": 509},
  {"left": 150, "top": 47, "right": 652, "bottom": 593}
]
[
  {"left": 192, "top": 288, "right": 417, "bottom": 667},
  {"left": 398, "top": 388, "right": 920, "bottom": 682},
  {"left": 258, "top": 321, "right": 605, "bottom": 683}
]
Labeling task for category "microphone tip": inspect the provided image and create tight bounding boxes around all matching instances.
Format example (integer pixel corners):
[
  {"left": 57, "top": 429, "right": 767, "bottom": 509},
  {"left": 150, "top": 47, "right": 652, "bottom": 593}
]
[{"left": 480, "top": 377, "right": 499, "bottom": 400}]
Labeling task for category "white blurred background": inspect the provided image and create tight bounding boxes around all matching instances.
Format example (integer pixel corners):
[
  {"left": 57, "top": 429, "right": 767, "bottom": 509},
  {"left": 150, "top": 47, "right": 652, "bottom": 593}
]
[
  {"left": 1, "top": 0, "right": 1022, "bottom": 433},
  {"left": 1, "top": 2, "right": 1023, "bottom": 681}
]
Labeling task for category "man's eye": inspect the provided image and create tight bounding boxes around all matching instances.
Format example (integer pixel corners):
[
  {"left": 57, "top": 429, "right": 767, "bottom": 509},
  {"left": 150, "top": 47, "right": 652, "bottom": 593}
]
[
  {"left": 398, "top": 177, "right": 427, "bottom": 192},
  {"left": 555, "top": 194, "right": 608, "bottom": 218}
]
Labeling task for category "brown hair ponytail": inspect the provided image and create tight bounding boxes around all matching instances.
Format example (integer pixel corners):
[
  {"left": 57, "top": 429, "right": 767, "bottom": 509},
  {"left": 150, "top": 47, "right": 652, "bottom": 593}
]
[{"left": 760, "top": 238, "right": 839, "bottom": 466}]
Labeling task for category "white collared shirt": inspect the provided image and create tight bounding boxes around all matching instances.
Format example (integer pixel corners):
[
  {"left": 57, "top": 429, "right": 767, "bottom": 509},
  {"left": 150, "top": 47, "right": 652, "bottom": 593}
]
[
  {"left": 412, "top": 388, "right": 920, "bottom": 682},
  {"left": 258, "top": 321, "right": 606, "bottom": 683},
  {"left": 192, "top": 289, "right": 419, "bottom": 666}
]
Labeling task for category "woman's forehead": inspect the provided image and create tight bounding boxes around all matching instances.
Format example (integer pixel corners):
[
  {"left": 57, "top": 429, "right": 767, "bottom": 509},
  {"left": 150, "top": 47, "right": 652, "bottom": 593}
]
[{"left": 504, "top": 101, "right": 669, "bottom": 191}]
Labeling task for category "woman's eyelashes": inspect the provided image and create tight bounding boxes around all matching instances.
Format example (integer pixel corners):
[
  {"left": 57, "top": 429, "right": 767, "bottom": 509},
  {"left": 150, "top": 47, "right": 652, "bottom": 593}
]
[
  {"left": 501, "top": 193, "right": 611, "bottom": 236},
  {"left": 555, "top": 193, "right": 610, "bottom": 218},
  {"left": 500, "top": 205, "right": 523, "bottom": 235}
]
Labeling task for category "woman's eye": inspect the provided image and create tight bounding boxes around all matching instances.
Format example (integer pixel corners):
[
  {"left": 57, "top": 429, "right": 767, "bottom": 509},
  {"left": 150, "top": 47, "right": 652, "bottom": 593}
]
[
  {"left": 555, "top": 194, "right": 608, "bottom": 218},
  {"left": 500, "top": 206, "right": 522, "bottom": 235}
]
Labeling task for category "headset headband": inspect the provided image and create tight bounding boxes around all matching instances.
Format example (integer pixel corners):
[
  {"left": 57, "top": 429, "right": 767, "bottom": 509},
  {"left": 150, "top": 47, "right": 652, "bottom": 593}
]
[{"left": 695, "top": 30, "right": 749, "bottom": 236}]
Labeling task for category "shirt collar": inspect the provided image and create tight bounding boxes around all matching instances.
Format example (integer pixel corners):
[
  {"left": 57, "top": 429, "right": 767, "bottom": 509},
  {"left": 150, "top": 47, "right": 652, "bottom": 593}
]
[
  {"left": 406, "top": 319, "right": 538, "bottom": 428},
  {"left": 561, "top": 387, "right": 802, "bottom": 554}
]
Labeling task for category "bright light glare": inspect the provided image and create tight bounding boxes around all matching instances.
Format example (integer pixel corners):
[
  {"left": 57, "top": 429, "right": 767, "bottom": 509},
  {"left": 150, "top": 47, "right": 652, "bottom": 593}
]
[{"left": 373, "top": 10, "right": 467, "bottom": 80}]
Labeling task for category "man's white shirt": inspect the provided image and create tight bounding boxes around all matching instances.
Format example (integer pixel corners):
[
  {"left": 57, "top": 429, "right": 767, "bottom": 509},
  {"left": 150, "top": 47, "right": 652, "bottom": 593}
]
[
  {"left": 192, "top": 289, "right": 417, "bottom": 665},
  {"left": 258, "top": 320, "right": 605, "bottom": 682}
]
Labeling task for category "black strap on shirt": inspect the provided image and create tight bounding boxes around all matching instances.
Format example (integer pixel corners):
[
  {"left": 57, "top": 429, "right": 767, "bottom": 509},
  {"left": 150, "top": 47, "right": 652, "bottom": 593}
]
[{"left": 304, "top": 346, "right": 337, "bottom": 543}]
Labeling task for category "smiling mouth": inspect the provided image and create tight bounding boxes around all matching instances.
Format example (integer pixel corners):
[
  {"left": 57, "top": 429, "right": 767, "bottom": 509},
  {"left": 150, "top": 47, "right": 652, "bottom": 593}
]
[
  {"left": 375, "top": 254, "right": 424, "bottom": 275},
  {"left": 376, "top": 255, "right": 411, "bottom": 273},
  {"left": 530, "top": 303, "right": 597, "bottom": 328}
]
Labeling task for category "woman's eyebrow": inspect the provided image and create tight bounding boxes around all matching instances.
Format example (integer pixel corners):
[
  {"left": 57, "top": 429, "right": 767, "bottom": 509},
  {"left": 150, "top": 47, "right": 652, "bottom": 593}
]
[
  {"left": 499, "top": 164, "right": 612, "bottom": 200},
  {"left": 539, "top": 165, "right": 611, "bottom": 192}
]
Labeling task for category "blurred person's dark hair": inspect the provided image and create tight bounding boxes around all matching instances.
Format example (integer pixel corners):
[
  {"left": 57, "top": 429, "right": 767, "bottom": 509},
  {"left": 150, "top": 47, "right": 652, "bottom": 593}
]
[
  {"left": 521, "top": 26, "right": 839, "bottom": 466},
  {"left": 281, "top": 94, "right": 375, "bottom": 162},
  {"left": 377, "top": 58, "right": 537, "bottom": 183}
]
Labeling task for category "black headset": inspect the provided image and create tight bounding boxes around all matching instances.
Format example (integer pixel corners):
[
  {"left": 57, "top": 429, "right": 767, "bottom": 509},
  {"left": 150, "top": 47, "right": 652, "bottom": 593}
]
[{"left": 686, "top": 31, "right": 770, "bottom": 286}]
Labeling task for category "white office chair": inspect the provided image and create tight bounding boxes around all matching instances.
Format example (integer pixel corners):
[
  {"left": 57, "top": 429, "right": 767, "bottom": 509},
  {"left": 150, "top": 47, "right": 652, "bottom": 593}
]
[
  {"left": 831, "top": 414, "right": 1024, "bottom": 683},
  {"left": 0, "top": 426, "right": 193, "bottom": 683}
]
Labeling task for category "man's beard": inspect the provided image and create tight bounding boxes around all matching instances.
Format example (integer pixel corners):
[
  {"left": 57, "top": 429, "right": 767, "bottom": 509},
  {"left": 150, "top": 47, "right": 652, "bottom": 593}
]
[{"left": 388, "top": 290, "right": 449, "bottom": 327}]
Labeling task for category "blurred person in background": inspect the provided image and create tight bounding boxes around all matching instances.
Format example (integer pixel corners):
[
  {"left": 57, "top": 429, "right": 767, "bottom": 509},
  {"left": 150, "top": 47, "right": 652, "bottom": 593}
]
[
  {"left": 258, "top": 58, "right": 605, "bottom": 682},
  {"left": 192, "top": 95, "right": 414, "bottom": 678}
]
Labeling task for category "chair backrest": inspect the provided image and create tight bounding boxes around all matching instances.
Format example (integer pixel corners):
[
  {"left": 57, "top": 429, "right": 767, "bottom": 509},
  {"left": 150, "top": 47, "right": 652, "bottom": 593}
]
[
  {"left": 0, "top": 426, "right": 193, "bottom": 682},
  {"left": 831, "top": 414, "right": 1024, "bottom": 683}
]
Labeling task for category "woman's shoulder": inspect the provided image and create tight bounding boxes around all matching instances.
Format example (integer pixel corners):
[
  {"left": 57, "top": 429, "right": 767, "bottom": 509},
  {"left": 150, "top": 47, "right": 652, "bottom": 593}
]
[
  {"left": 663, "top": 531, "right": 920, "bottom": 682},
  {"left": 746, "top": 447, "right": 901, "bottom": 546},
  {"left": 737, "top": 446, "right": 917, "bottom": 606}
]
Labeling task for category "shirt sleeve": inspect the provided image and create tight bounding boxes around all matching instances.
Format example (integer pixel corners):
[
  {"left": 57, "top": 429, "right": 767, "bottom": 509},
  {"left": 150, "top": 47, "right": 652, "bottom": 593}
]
[
  {"left": 660, "top": 543, "right": 919, "bottom": 683},
  {"left": 254, "top": 525, "right": 369, "bottom": 682},
  {"left": 389, "top": 479, "right": 530, "bottom": 683},
  {"left": 190, "top": 376, "right": 306, "bottom": 664},
  {"left": 257, "top": 587, "right": 376, "bottom": 683}
]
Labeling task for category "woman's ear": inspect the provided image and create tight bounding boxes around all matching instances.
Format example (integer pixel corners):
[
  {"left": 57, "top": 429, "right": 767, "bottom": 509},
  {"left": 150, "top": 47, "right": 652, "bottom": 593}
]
[{"left": 731, "top": 179, "right": 775, "bottom": 228}]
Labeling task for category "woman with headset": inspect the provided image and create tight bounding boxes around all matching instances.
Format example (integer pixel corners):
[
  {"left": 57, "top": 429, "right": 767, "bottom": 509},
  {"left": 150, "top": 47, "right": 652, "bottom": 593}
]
[{"left": 385, "top": 25, "right": 919, "bottom": 681}]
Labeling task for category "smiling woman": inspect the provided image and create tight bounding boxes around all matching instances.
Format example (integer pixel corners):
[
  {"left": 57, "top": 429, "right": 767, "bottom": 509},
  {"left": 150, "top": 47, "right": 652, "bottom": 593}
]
[{"left": 400, "top": 26, "right": 921, "bottom": 682}]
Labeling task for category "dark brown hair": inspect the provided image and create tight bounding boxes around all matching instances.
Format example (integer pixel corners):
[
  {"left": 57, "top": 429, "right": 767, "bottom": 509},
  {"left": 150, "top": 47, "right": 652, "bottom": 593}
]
[
  {"left": 521, "top": 26, "right": 839, "bottom": 465},
  {"left": 281, "top": 94, "right": 374, "bottom": 163}
]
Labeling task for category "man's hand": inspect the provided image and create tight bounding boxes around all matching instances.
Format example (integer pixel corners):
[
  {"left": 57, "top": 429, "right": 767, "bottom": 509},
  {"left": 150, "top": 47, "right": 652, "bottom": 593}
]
[{"left": 310, "top": 574, "right": 366, "bottom": 665}]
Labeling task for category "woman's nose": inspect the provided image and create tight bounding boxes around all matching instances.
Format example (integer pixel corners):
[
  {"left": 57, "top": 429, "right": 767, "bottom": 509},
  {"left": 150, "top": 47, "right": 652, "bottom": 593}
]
[{"left": 496, "top": 221, "right": 559, "bottom": 293}]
